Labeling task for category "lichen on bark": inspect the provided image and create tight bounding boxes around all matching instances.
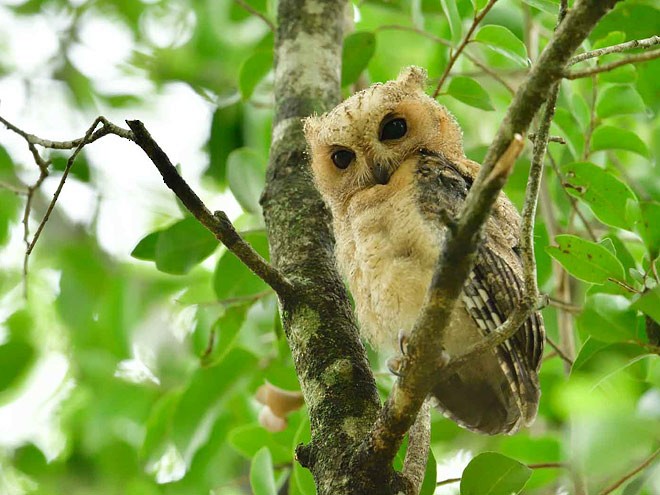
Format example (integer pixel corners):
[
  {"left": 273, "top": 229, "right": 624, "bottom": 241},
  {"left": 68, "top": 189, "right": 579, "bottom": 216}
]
[{"left": 261, "top": 0, "right": 400, "bottom": 493}]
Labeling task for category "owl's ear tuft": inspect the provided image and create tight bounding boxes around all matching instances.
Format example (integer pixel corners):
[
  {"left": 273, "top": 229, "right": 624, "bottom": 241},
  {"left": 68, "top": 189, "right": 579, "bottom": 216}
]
[
  {"left": 302, "top": 115, "right": 321, "bottom": 142},
  {"left": 396, "top": 66, "right": 428, "bottom": 93}
]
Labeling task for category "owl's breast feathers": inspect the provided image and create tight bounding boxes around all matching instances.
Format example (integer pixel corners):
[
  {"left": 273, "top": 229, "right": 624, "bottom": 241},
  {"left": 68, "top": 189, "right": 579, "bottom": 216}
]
[{"left": 335, "top": 151, "right": 544, "bottom": 435}]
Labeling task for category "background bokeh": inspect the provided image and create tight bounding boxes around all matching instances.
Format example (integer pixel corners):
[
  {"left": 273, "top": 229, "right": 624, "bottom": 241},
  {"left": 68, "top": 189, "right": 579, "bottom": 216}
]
[{"left": 0, "top": 0, "right": 658, "bottom": 494}]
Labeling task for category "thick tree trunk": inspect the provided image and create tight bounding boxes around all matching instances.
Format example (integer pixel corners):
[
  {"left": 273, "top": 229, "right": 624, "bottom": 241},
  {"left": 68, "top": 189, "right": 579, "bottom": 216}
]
[{"left": 261, "top": 1, "right": 404, "bottom": 493}]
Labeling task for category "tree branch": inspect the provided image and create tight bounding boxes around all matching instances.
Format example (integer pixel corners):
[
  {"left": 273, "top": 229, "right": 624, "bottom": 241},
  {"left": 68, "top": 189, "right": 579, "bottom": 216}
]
[
  {"left": 234, "top": 0, "right": 275, "bottom": 32},
  {"left": 599, "top": 448, "right": 659, "bottom": 495},
  {"left": 569, "top": 35, "right": 660, "bottom": 64},
  {"left": 565, "top": 49, "right": 660, "bottom": 79},
  {"left": 402, "top": 400, "right": 431, "bottom": 495},
  {"left": 125, "top": 120, "right": 294, "bottom": 298},
  {"left": 432, "top": 0, "right": 499, "bottom": 97},
  {"left": 361, "top": 0, "right": 621, "bottom": 471}
]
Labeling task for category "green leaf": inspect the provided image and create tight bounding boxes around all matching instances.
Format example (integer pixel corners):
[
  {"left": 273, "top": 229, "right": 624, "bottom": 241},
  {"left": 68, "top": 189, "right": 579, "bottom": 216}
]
[
  {"left": 561, "top": 162, "right": 637, "bottom": 230},
  {"left": 596, "top": 85, "right": 646, "bottom": 118},
  {"left": 546, "top": 234, "right": 625, "bottom": 285},
  {"left": 239, "top": 49, "right": 273, "bottom": 100},
  {"left": 226, "top": 147, "right": 267, "bottom": 215},
  {"left": 599, "top": 58, "right": 637, "bottom": 84},
  {"left": 130, "top": 231, "right": 161, "bottom": 261},
  {"left": 592, "top": 31, "right": 626, "bottom": 50},
  {"left": 51, "top": 153, "right": 91, "bottom": 182},
  {"left": 578, "top": 294, "right": 637, "bottom": 342},
  {"left": 460, "top": 452, "right": 532, "bottom": 495},
  {"left": 474, "top": 25, "right": 529, "bottom": 67},
  {"left": 228, "top": 423, "right": 292, "bottom": 464},
  {"left": 0, "top": 340, "right": 35, "bottom": 398},
  {"left": 419, "top": 449, "right": 437, "bottom": 495},
  {"left": 440, "top": 0, "right": 462, "bottom": 44},
  {"left": 172, "top": 348, "right": 257, "bottom": 460},
  {"left": 250, "top": 447, "right": 277, "bottom": 495},
  {"left": 637, "top": 201, "right": 660, "bottom": 257},
  {"left": 214, "top": 231, "right": 269, "bottom": 299},
  {"left": 633, "top": 287, "right": 660, "bottom": 324},
  {"left": 521, "top": 0, "right": 559, "bottom": 15},
  {"left": 201, "top": 305, "right": 249, "bottom": 367},
  {"left": 470, "top": 0, "right": 489, "bottom": 12},
  {"left": 591, "top": 125, "right": 650, "bottom": 158},
  {"left": 205, "top": 103, "right": 244, "bottom": 187},
  {"left": 446, "top": 76, "right": 495, "bottom": 111},
  {"left": 154, "top": 218, "right": 217, "bottom": 275},
  {"left": 602, "top": 234, "right": 637, "bottom": 283},
  {"left": 341, "top": 32, "right": 376, "bottom": 86},
  {"left": 0, "top": 190, "right": 20, "bottom": 246}
]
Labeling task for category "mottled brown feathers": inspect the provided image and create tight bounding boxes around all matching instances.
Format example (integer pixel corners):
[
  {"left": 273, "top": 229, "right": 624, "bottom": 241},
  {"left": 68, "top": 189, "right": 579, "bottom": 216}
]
[{"left": 304, "top": 66, "right": 544, "bottom": 435}]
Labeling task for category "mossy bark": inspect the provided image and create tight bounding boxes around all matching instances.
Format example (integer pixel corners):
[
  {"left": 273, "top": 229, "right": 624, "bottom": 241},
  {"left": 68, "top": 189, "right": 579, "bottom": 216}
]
[{"left": 261, "top": 1, "right": 404, "bottom": 493}]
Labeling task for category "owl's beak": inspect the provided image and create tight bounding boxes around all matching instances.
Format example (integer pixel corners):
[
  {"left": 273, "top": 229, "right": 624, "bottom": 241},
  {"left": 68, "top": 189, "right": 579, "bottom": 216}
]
[{"left": 372, "top": 164, "right": 391, "bottom": 185}]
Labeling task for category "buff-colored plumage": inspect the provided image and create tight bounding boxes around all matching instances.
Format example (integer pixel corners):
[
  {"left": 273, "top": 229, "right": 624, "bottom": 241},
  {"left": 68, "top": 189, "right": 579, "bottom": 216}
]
[{"left": 304, "top": 67, "right": 544, "bottom": 435}]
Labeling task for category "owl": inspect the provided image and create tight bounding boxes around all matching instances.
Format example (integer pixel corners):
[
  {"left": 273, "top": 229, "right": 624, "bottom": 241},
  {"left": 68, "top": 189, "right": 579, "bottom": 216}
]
[{"left": 303, "top": 66, "right": 544, "bottom": 435}]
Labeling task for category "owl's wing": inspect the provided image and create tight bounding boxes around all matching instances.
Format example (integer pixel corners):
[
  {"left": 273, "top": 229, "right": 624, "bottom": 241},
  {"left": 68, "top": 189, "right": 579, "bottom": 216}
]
[
  {"left": 463, "top": 246, "right": 545, "bottom": 409},
  {"left": 416, "top": 151, "right": 544, "bottom": 415}
]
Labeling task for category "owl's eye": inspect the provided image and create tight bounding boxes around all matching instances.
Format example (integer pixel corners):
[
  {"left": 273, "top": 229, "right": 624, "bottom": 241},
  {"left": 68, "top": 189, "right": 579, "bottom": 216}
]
[
  {"left": 380, "top": 118, "right": 407, "bottom": 141},
  {"left": 331, "top": 149, "right": 355, "bottom": 169}
]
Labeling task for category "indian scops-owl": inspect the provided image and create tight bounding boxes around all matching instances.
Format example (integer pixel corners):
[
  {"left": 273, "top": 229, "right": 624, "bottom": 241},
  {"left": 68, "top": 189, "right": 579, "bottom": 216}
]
[{"left": 303, "top": 66, "right": 544, "bottom": 435}]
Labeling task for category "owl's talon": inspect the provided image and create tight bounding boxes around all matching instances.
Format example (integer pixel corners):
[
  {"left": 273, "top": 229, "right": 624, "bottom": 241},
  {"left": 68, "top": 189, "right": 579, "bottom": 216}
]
[
  {"left": 386, "top": 355, "right": 405, "bottom": 377},
  {"left": 398, "top": 330, "right": 408, "bottom": 356}
]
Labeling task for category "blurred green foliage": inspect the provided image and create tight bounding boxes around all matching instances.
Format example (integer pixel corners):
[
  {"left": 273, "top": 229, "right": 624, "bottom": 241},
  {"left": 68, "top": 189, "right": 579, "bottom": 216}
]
[{"left": 0, "top": 0, "right": 658, "bottom": 494}]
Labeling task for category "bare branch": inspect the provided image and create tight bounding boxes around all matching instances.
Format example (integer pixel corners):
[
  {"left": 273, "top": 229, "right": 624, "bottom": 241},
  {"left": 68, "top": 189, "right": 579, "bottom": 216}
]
[
  {"left": 528, "top": 133, "right": 566, "bottom": 144},
  {"left": 599, "top": 448, "right": 659, "bottom": 495},
  {"left": 432, "top": 0, "right": 499, "bottom": 97},
  {"left": 565, "top": 49, "right": 660, "bottom": 79},
  {"left": 547, "top": 296, "right": 582, "bottom": 314},
  {"left": 377, "top": 25, "right": 516, "bottom": 95},
  {"left": 0, "top": 114, "right": 134, "bottom": 294},
  {"left": 0, "top": 114, "right": 133, "bottom": 149},
  {"left": 126, "top": 120, "right": 294, "bottom": 298},
  {"left": 545, "top": 336, "right": 575, "bottom": 367},
  {"left": 569, "top": 35, "right": 660, "bottom": 64},
  {"left": 234, "top": 0, "right": 275, "bottom": 32},
  {"left": 402, "top": 401, "right": 431, "bottom": 495},
  {"left": 26, "top": 117, "right": 105, "bottom": 257}
]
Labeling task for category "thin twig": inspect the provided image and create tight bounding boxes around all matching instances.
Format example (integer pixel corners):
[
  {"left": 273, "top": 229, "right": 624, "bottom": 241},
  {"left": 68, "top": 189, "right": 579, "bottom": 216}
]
[
  {"left": 437, "top": 462, "right": 567, "bottom": 487},
  {"left": 432, "top": 0, "right": 500, "bottom": 97},
  {"left": 436, "top": 477, "right": 461, "bottom": 487},
  {"left": 0, "top": 114, "right": 133, "bottom": 149},
  {"left": 599, "top": 448, "right": 659, "bottom": 495},
  {"left": 547, "top": 296, "right": 582, "bottom": 314},
  {"left": 126, "top": 120, "right": 294, "bottom": 298},
  {"left": 234, "top": 0, "right": 275, "bottom": 32},
  {"left": 0, "top": 180, "right": 27, "bottom": 195},
  {"left": 569, "top": 35, "right": 660, "bottom": 64},
  {"left": 565, "top": 49, "right": 660, "bottom": 79},
  {"left": 26, "top": 117, "right": 104, "bottom": 256},
  {"left": 546, "top": 335, "right": 574, "bottom": 367},
  {"left": 376, "top": 25, "right": 516, "bottom": 95},
  {"left": 528, "top": 133, "right": 566, "bottom": 144}
]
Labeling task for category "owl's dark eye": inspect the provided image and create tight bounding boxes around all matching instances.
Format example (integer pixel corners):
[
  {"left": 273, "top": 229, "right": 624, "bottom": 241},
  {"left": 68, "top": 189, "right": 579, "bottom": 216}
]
[
  {"left": 380, "top": 118, "right": 407, "bottom": 141},
  {"left": 331, "top": 149, "right": 355, "bottom": 169}
]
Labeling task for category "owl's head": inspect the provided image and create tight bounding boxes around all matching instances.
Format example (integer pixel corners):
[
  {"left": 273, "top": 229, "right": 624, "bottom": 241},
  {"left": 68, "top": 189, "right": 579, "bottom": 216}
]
[{"left": 304, "top": 66, "right": 465, "bottom": 208}]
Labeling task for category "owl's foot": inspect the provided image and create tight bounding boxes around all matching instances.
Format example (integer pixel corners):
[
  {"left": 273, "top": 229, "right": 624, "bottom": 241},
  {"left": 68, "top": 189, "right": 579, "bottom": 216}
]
[
  {"left": 386, "top": 355, "right": 405, "bottom": 377},
  {"left": 386, "top": 330, "right": 409, "bottom": 377},
  {"left": 398, "top": 329, "right": 408, "bottom": 355}
]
